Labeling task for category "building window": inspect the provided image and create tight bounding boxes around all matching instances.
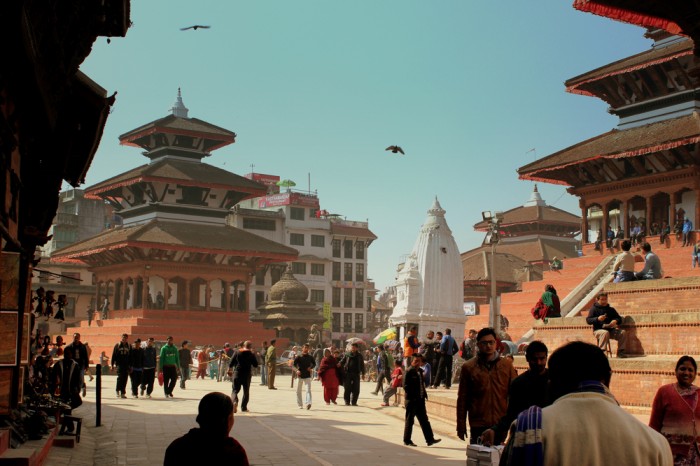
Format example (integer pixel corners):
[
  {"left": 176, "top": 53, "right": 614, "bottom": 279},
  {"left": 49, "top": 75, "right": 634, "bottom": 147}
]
[
  {"left": 332, "top": 313, "right": 341, "bottom": 332},
  {"left": 290, "top": 233, "right": 304, "bottom": 246},
  {"left": 310, "top": 290, "right": 325, "bottom": 303},
  {"left": 356, "top": 264, "right": 364, "bottom": 282},
  {"left": 344, "top": 240, "right": 353, "bottom": 258},
  {"left": 355, "top": 241, "right": 365, "bottom": 259},
  {"left": 332, "top": 239, "right": 341, "bottom": 257},
  {"left": 292, "top": 262, "right": 306, "bottom": 275},
  {"left": 344, "top": 263, "right": 353, "bottom": 281},
  {"left": 255, "top": 291, "right": 265, "bottom": 308},
  {"left": 332, "top": 288, "right": 341, "bottom": 307},
  {"left": 343, "top": 313, "right": 353, "bottom": 333},
  {"left": 311, "top": 263, "right": 325, "bottom": 276},
  {"left": 310, "top": 208, "right": 318, "bottom": 218},
  {"left": 355, "top": 313, "right": 364, "bottom": 332},
  {"left": 290, "top": 207, "right": 305, "bottom": 220},
  {"left": 355, "top": 289, "right": 364, "bottom": 309},
  {"left": 343, "top": 288, "right": 352, "bottom": 308},
  {"left": 332, "top": 262, "right": 341, "bottom": 281},
  {"left": 255, "top": 270, "right": 265, "bottom": 286},
  {"left": 243, "top": 218, "right": 276, "bottom": 231},
  {"left": 178, "top": 186, "right": 206, "bottom": 205},
  {"left": 271, "top": 268, "right": 282, "bottom": 285},
  {"left": 311, "top": 235, "right": 325, "bottom": 247}
]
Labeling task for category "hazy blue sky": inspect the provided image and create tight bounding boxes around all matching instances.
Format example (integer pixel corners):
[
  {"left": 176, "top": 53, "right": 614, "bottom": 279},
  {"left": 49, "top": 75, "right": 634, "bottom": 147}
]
[{"left": 79, "top": 1, "right": 648, "bottom": 292}]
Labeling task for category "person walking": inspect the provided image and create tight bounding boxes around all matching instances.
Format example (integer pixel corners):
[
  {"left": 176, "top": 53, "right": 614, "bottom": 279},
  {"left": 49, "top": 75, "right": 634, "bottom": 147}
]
[
  {"left": 259, "top": 341, "right": 269, "bottom": 386},
  {"left": 371, "top": 345, "right": 391, "bottom": 395},
  {"left": 433, "top": 328, "right": 458, "bottom": 389},
  {"left": 649, "top": 356, "right": 700, "bottom": 466},
  {"left": 179, "top": 340, "right": 192, "bottom": 390},
  {"left": 265, "top": 339, "right": 277, "bottom": 390},
  {"left": 196, "top": 347, "right": 208, "bottom": 379},
  {"left": 228, "top": 341, "right": 258, "bottom": 413},
  {"left": 111, "top": 333, "right": 131, "bottom": 399},
  {"left": 294, "top": 344, "right": 316, "bottom": 410},
  {"left": 140, "top": 337, "right": 157, "bottom": 398},
  {"left": 318, "top": 348, "right": 341, "bottom": 405},
  {"left": 159, "top": 336, "right": 180, "bottom": 398},
  {"left": 402, "top": 353, "right": 441, "bottom": 447},
  {"left": 341, "top": 342, "right": 365, "bottom": 406},
  {"left": 129, "top": 339, "right": 144, "bottom": 398},
  {"left": 65, "top": 332, "right": 89, "bottom": 396}
]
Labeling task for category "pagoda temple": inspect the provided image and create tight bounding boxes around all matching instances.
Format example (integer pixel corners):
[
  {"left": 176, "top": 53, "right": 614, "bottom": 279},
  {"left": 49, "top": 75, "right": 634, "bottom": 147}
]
[
  {"left": 518, "top": 29, "right": 700, "bottom": 243},
  {"left": 52, "top": 91, "right": 298, "bottom": 355}
]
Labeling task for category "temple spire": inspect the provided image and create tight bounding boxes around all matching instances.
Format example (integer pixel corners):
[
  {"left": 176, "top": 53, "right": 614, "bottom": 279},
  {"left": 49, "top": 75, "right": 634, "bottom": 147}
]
[
  {"left": 170, "top": 88, "right": 189, "bottom": 118},
  {"left": 524, "top": 183, "right": 546, "bottom": 207}
]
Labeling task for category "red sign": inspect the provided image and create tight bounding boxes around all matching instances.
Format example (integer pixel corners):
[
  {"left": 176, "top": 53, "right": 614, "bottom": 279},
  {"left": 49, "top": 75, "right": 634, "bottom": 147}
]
[
  {"left": 245, "top": 173, "right": 280, "bottom": 187},
  {"left": 258, "top": 193, "right": 320, "bottom": 209}
]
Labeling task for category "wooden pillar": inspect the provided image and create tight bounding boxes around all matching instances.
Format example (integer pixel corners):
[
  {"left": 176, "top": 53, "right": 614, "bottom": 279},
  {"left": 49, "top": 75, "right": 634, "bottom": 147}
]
[
  {"left": 580, "top": 199, "right": 589, "bottom": 244},
  {"left": 233, "top": 283, "right": 239, "bottom": 311},
  {"left": 184, "top": 278, "right": 190, "bottom": 311},
  {"left": 646, "top": 196, "right": 653, "bottom": 233},
  {"left": 671, "top": 191, "right": 679, "bottom": 224},
  {"left": 602, "top": 202, "right": 610, "bottom": 241},
  {"left": 142, "top": 275, "right": 149, "bottom": 310},
  {"left": 163, "top": 278, "right": 170, "bottom": 311},
  {"left": 205, "top": 281, "right": 211, "bottom": 311},
  {"left": 620, "top": 199, "right": 628, "bottom": 236},
  {"left": 223, "top": 280, "right": 229, "bottom": 312}
]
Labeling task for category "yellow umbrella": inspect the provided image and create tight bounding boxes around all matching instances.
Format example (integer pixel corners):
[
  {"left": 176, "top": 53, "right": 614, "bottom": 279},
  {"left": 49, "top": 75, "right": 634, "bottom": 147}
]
[{"left": 373, "top": 327, "right": 397, "bottom": 345}]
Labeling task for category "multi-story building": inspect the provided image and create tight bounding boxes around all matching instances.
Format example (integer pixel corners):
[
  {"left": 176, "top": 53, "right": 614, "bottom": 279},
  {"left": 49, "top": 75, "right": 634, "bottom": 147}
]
[{"left": 230, "top": 177, "right": 377, "bottom": 347}]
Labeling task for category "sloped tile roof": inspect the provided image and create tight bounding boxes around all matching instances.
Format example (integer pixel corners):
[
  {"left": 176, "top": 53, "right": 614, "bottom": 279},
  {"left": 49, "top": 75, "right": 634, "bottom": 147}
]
[
  {"left": 330, "top": 224, "right": 377, "bottom": 240},
  {"left": 474, "top": 205, "right": 580, "bottom": 230},
  {"left": 52, "top": 220, "right": 299, "bottom": 260},
  {"left": 86, "top": 158, "right": 267, "bottom": 196},
  {"left": 462, "top": 238, "right": 579, "bottom": 264},
  {"left": 461, "top": 251, "right": 528, "bottom": 283},
  {"left": 518, "top": 113, "right": 700, "bottom": 183},
  {"left": 119, "top": 114, "right": 235, "bottom": 140}
]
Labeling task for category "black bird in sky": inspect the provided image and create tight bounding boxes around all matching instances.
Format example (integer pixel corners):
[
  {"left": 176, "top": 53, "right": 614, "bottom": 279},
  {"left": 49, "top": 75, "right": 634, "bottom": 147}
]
[
  {"left": 385, "top": 145, "right": 405, "bottom": 155},
  {"left": 180, "top": 25, "right": 211, "bottom": 31}
]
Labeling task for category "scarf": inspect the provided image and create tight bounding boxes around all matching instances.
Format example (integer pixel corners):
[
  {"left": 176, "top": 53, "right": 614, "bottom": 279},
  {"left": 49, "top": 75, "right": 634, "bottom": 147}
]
[{"left": 507, "top": 381, "right": 613, "bottom": 466}]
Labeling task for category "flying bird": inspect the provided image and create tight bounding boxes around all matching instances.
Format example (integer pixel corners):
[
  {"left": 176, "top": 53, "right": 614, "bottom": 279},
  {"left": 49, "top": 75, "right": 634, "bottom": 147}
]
[
  {"left": 385, "top": 145, "right": 405, "bottom": 155},
  {"left": 180, "top": 25, "right": 211, "bottom": 31}
]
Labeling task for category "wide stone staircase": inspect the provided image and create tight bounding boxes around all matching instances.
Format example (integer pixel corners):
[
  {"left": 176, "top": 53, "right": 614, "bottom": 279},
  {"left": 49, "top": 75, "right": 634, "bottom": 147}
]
[
  {"left": 463, "top": 233, "right": 700, "bottom": 410},
  {"left": 64, "top": 309, "right": 280, "bottom": 363}
]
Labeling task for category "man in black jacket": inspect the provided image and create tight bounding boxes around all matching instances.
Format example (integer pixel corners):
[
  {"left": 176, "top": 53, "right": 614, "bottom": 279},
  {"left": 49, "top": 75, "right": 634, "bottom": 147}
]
[
  {"left": 585, "top": 292, "right": 627, "bottom": 357},
  {"left": 228, "top": 341, "right": 258, "bottom": 412},
  {"left": 140, "top": 337, "right": 157, "bottom": 398},
  {"left": 111, "top": 333, "right": 131, "bottom": 399},
  {"left": 341, "top": 343, "right": 365, "bottom": 406},
  {"left": 129, "top": 339, "right": 144, "bottom": 398},
  {"left": 179, "top": 341, "right": 193, "bottom": 389},
  {"left": 65, "top": 332, "right": 89, "bottom": 396},
  {"left": 403, "top": 353, "right": 441, "bottom": 447}
]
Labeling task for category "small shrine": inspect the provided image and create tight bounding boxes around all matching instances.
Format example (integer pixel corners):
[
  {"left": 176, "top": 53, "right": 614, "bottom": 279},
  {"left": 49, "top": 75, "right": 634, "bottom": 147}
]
[{"left": 251, "top": 266, "right": 325, "bottom": 344}]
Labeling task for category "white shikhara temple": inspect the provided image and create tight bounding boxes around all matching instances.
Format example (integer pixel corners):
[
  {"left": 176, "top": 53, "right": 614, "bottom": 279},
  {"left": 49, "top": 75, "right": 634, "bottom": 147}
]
[{"left": 390, "top": 198, "right": 464, "bottom": 338}]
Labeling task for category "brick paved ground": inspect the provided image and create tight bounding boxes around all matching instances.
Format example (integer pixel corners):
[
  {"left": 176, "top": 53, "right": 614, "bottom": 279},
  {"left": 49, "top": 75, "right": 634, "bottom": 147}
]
[{"left": 44, "top": 374, "right": 467, "bottom": 466}]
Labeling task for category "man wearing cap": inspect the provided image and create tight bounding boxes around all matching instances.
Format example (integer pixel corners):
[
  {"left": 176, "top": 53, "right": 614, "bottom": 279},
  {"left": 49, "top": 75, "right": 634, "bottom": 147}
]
[
  {"left": 129, "top": 338, "right": 144, "bottom": 398},
  {"left": 179, "top": 340, "right": 193, "bottom": 389},
  {"left": 159, "top": 336, "right": 180, "bottom": 398},
  {"left": 265, "top": 339, "right": 277, "bottom": 390},
  {"left": 140, "top": 337, "right": 157, "bottom": 398}
]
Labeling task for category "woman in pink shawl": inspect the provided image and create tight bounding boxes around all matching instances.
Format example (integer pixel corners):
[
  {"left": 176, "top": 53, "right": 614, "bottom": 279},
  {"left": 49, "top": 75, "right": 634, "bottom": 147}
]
[{"left": 317, "top": 348, "right": 340, "bottom": 405}]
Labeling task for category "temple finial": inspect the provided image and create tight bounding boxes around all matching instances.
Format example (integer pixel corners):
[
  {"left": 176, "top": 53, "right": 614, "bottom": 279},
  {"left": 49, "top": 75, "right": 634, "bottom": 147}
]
[{"left": 170, "top": 88, "right": 189, "bottom": 118}]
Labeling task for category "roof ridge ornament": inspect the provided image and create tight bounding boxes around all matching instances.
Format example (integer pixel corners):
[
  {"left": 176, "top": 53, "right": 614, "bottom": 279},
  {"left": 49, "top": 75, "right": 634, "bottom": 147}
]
[
  {"left": 170, "top": 87, "right": 189, "bottom": 118},
  {"left": 524, "top": 184, "right": 546, "bottom": 207}
]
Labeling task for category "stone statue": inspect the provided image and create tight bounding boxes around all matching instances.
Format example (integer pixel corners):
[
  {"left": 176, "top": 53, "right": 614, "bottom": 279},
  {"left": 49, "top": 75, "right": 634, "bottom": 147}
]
[{"left": 307, "top": 324, "right": 321, "bottom": 348}]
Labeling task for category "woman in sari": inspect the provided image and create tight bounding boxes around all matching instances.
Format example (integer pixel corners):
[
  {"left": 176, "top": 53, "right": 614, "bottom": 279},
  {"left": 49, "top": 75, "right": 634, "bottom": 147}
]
[
  {"left": 317, "top": 348, "right": 340, "bottom": 405},
  {"left": 650, "top": 356, "right": 700, "bottom": 466}
]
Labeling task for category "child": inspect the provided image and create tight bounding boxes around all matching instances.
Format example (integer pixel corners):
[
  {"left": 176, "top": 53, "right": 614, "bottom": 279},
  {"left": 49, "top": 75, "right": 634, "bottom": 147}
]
[{"left": 380, "top": 360, "right": 404, "bottom": 407}]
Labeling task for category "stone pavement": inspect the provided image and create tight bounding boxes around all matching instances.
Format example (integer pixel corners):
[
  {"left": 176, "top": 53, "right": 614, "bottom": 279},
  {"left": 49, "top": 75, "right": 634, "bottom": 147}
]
[{"left": 44, "top": 375, "right": 468, "bottom": 466}]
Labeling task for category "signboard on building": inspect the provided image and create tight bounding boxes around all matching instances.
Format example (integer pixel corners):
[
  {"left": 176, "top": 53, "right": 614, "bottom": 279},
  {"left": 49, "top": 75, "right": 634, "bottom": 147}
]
[
  {"left": 323, "top": 302, "right": 331, "bottom": 329},
  {"left": 258, "top": 193, "right": 320, "bottom": 209},
  {"left": 245, "top": 173, "right": 280, "bottom": 187},
  {"left": 463, "top": 302, "right": 477, "bottom": 316}
]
